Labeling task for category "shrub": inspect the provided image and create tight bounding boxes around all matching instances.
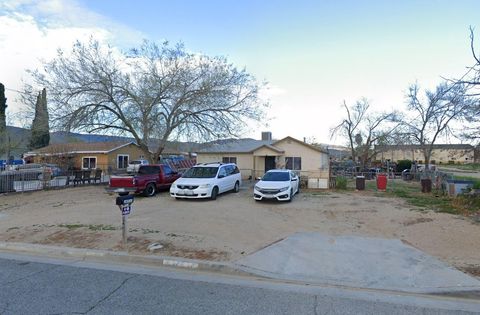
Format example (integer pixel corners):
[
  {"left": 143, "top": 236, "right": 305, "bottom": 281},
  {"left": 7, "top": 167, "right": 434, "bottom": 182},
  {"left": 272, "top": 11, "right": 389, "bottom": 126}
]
[
  {"left": 473, "top": 180, "right": 480, "bottom": 190},
  {"left": 396, "top": 160, "right": 412, "bottom": 172},
  {"left": 336, "top": 176, "right": 348, "bottom": 190}
]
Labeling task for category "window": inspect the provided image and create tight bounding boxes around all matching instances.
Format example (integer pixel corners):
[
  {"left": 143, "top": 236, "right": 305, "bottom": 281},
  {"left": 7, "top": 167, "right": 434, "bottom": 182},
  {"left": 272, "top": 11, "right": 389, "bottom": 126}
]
[
  {"left": 222, "top": 157, "right": 237, "bottom": 164},
  {"left": 218, "top": 167, "right": 227, "bottom": 177},
  {"left": 182, "top": 167, "right": 219, "bottom": 178},
  {"left": 82, "top": 157, "right": 96, "bottom": 169},
  {"left": 225, "top": 165, "right": 240, "bottom": 176},
  {"left": 138, "top": 165, "right": 160, "bottom": 175},
  {"left": 117, "top": 154, "right": 129, "bottom": 169},
  {"left": 285, "top": 157, "right": 301, "bottom": 170}
]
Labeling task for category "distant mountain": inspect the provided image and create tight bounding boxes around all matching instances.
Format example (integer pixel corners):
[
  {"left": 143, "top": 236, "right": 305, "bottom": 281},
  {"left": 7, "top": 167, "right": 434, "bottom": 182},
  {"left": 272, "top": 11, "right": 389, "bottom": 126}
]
[{"left": 50, "top": 130, "right": 132, "bottom": 144}]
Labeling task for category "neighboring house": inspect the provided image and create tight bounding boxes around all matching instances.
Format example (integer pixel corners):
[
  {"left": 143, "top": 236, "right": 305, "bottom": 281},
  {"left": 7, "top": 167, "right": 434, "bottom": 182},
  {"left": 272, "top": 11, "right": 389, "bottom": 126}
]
[
  {"left": 196, "top": 133, "right": 330, "bottom": 188},
  {"left": 375, "top": 144, "right": 476, "bottom": 164},
  {"left": 24, "top": 142, "right": 147, "bottom": 173}
]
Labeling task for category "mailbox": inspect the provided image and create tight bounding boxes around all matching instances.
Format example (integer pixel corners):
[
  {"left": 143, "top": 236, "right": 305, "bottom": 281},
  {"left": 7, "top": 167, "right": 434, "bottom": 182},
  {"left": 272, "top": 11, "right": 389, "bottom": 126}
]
[{"left": 116, "top": 194, "right": 134, "bottom": 206}]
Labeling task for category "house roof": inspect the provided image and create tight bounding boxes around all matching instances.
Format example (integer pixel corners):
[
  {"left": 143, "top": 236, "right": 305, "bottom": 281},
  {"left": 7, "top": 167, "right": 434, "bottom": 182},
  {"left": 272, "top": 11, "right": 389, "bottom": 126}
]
[
  {"left": 273, "top": 136, "right": 329, "bottom": 154},
  {"left": 26, "top": 141, "right": 136, "bottom": 156},
  {"left": 196, "top": 138, "right": 275, "bottom": 153},
  {"left": 197, "top": 136, "right": 329, "bottom": 155},
  {"left": 376, "top": 144, "right": 474, "bottom": 151}
]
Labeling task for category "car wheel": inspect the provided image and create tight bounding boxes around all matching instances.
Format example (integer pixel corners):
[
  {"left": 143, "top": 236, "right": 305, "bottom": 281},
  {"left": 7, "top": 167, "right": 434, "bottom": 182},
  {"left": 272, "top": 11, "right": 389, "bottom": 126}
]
[
  {"left": 210, "top": 186, "right": 219, "bottom": 200},
  {"left": 233, "top": 181, "right": 240, "bottom": 193},
  {"left": 143, "top": 183, "right": 156, "bottom": 197}
]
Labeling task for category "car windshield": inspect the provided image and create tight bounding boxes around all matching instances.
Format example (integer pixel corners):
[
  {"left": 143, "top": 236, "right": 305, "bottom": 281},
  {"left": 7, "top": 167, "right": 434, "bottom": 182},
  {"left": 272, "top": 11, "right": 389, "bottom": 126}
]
[
  {"left": 262, "top": 172, "right": 290, "bottom": 181},
  {"left": 182, "top": 167, "right": 218, "bottom": 178}
]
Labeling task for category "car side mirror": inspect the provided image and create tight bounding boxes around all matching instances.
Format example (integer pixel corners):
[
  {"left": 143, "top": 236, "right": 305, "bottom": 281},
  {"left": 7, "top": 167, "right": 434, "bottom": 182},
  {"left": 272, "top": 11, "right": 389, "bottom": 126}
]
[
  {"left": 256, "top": 177, "right": 262, "bottom": 180},
  {"left": 218, "top": 174, "right": 225, "bottom": 179},
  {"left": 291, "top": 178, "right": 298, "bottom": 181}
]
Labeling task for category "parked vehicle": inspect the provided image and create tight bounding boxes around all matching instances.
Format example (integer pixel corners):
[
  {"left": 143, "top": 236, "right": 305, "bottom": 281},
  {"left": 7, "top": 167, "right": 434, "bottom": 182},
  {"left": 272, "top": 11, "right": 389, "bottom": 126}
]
[
  {"left": 126, "top": 159, "right": 149, "bottom": 173},
  {"left": 3, "top": 163, "right": 62, "bottom": 180},
  {"left": 108, "top": 164, "right": 181, "bottom": 197},
  {"left": 254, "top": 169, "right": 299, "bottom": 202},
  {"left": 170, "top": 162, "right": 241, "bottom": 200}
]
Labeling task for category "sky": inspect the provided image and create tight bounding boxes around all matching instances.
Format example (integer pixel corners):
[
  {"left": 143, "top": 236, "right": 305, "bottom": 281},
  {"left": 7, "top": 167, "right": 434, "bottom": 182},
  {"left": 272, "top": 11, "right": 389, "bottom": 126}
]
[{"left": 1, "top": 0, "right": 479, "bottom": 145}]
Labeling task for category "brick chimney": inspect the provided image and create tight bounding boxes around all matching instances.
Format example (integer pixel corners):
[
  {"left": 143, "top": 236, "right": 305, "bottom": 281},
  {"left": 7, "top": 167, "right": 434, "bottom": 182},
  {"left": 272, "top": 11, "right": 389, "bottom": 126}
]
[{"left": 261, "top": 131, "right": 272, "bottom": 141}]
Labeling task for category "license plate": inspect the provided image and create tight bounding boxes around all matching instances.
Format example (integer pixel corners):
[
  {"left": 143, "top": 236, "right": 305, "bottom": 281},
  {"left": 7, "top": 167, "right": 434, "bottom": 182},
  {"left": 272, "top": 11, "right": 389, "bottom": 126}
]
[{"left": 185, "top": 190, "right": 193, "bottom": 196}]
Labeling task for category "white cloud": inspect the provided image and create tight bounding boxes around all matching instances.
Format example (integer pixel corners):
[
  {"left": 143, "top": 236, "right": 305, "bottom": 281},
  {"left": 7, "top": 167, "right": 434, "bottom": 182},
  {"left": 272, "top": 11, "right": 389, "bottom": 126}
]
[{"left": 0, "top": 0, "right": 144, "bottom": 121}]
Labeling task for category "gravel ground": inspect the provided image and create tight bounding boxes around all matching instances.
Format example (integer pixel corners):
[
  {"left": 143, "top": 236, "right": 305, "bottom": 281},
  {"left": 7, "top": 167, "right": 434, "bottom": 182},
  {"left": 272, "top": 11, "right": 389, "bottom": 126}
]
[{"left": 0, "top": 180, "right": 478, "bottom": 276}]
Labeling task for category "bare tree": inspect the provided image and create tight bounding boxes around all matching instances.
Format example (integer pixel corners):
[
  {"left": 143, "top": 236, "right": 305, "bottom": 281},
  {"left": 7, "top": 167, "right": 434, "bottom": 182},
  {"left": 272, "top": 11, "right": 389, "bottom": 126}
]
[
  {"left": 449, "top": 27, "right": 480, "bottom": 142},
  {"left": 331, "top": 98, "right": 398, "bottom": 168},
  {"left": 26, "top": 39, "right": 267, "bottom": 162},
  {"left": 400, "top": 81, "right": 472, "bottom": 167},
  {"left": 331, "top": 99, "right": 368, "bottom": 163}
]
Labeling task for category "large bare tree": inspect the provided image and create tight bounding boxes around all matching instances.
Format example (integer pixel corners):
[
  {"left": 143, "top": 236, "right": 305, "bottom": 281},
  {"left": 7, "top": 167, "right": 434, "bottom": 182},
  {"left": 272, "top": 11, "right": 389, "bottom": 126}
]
[
  {"left": 400, "top": 81, "right": 472, "bottom": 167},
  {"left": 331, "top": 98, "right": 398, "bottom": 168},
  {"left": 26, "top": 39, "right": 267, "bottom": 162},
  {"left": 449, "top": 27, "right": 480, "bottom": 142}
]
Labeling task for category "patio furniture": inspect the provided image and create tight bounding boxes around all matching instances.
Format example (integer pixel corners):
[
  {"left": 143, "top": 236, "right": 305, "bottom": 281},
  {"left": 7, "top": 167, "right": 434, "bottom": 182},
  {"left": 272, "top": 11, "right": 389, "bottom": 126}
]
[
  {"left": 73, "top": 170, "right": 83, "bottom": 186},
  {"left": 82, "top": 170, "right": 92, "bottom": 184},
  {"left": 93, "top": 169, "right": 102, "bottom": 183}
]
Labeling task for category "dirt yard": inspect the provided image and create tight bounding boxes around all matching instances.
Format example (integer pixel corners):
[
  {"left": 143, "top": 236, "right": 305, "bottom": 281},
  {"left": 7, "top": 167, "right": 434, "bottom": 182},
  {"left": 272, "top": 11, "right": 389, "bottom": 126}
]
[{"left": 0, "top": 181, "right": 479, "bottom": 275}]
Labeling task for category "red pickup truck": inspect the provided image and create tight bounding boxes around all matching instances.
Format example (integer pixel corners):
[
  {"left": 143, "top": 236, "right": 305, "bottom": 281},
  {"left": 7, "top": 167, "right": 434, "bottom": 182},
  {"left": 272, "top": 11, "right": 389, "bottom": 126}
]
[{"left": 108, "top": 164, "right": 181, "bottom": 197}]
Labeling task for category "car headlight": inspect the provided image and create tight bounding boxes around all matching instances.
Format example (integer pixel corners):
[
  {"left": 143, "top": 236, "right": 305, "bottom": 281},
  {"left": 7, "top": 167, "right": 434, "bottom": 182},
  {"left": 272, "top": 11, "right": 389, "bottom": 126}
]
[
  {"left": 254, "top": 185, "right": 260, "bottom": 191},
  {"left": 171, "top": 184, "right": 176, "bottom": 189},
  {"left": 279, "top": 186, "right": 289, "bottom": 192},
  {"left": 199, "top": 184, "right": 211, "bottom": 188}
]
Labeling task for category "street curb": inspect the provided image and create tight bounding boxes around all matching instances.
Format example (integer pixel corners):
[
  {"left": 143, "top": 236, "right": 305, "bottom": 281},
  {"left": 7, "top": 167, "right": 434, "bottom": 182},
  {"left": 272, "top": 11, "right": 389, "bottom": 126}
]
[{"left": 0, "top": 242, "right": 252, "bottom": 277}]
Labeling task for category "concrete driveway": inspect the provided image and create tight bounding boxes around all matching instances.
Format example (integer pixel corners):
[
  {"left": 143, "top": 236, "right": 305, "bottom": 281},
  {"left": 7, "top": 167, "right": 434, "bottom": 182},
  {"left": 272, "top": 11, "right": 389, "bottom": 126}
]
[{"left": 235, "top": 232, "right": 480, "bottom": 293}]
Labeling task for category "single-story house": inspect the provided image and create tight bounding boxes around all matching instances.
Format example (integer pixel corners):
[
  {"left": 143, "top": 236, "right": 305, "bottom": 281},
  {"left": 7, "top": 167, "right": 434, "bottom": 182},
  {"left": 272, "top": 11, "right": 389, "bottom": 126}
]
[
  {"left": 24, "top": 142, "right": 147, "bottom": 173},
  {"left": 25, "top": 141, "right": 197, "bottom": 174},
  {"left": 375, "top": 144, "right": 477, "bottom": 164},
  {"left": 196, "top": 133, "right": 330, "bottom": 188}
]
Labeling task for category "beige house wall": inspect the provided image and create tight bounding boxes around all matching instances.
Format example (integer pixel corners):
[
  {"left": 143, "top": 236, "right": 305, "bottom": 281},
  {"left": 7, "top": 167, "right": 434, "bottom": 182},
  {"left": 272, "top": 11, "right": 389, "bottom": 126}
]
[
  {"left": 197, "top": 138, "right": 330, "bottom": 181},
  {"left": 197, "top": 153, "right": 254, "bottom": 179},
  {"left": 34, "top": 143, "right": 147, "bottom": 173},
  {"left": 274, "top": 138, "right": 330, "bottom": 178}
]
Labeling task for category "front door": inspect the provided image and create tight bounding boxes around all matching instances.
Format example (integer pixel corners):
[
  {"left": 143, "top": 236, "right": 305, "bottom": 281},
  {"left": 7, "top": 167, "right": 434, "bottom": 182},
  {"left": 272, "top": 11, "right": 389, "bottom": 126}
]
[{"left": 264, "top": 156, "right": 276, "bottom": 172}]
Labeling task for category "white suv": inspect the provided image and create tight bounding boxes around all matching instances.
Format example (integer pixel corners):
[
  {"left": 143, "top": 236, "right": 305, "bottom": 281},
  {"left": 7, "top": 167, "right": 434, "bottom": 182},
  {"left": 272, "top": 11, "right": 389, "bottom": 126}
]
[{"left": 170, "top": 162, "right": 241, "bottom": 200}]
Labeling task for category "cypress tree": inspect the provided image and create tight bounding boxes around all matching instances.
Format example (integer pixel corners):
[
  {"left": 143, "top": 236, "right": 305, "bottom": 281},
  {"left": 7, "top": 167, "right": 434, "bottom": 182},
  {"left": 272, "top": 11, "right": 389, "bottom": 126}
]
[
  {"left": 0, "top": 83, "right": 7, "bottom": 158},
  {"left": 30, "top": 88, "right": 50, "bottom": 149},
  {"left": 0, "top": 83, "right": 6, "bottom": 138}
]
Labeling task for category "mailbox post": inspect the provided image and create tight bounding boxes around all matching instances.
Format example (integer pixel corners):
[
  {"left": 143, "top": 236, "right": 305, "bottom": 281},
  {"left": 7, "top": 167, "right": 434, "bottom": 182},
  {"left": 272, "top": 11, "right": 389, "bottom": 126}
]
[{"left": 116, "top": 194, "right": 134, "bottom": 248}]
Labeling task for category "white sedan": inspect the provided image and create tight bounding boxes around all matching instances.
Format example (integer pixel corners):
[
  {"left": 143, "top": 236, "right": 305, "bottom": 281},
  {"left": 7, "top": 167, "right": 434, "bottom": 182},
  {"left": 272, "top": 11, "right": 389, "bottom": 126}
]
[{"left": 254, "top": 169, "right": 299, "bottom": 202}]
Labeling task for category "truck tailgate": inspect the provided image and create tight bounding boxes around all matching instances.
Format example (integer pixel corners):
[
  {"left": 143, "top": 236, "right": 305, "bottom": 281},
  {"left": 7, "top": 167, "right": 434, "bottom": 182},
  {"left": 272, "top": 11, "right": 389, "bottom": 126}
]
[{"left": 109, "top": 175, "right": 136, "bottom": 188}]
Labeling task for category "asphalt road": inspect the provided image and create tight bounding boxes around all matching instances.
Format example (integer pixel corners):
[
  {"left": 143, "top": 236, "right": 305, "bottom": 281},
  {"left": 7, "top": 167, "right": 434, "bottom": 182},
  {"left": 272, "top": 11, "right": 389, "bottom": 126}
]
[{"left": 0, "top": 253, "right": 478, "bottom": 315}]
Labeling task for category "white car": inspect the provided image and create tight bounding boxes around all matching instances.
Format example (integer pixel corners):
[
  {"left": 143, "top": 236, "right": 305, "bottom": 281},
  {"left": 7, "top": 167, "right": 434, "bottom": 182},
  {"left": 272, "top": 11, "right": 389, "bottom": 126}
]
[
  {"left": 254, "top": 169, "right": 299, "bottom": 202},
  {"left": 126, "top": 159, "right": 149, "bottom": 173},
  {"left": 170, "top": 162, "right": 241, "bottom": 200}
]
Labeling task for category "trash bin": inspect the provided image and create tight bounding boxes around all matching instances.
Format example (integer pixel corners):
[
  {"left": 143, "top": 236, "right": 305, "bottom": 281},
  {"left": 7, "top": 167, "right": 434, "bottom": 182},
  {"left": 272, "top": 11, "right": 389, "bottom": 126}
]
[
  {"left": 376, "top": 173, "right": 387, "bottom": 191},
  {"left": 421, "top": 178, "right": 432, "bottom": 193},
  {"left": 356, "top": 176, "right": 365, "bottom": 190}
]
